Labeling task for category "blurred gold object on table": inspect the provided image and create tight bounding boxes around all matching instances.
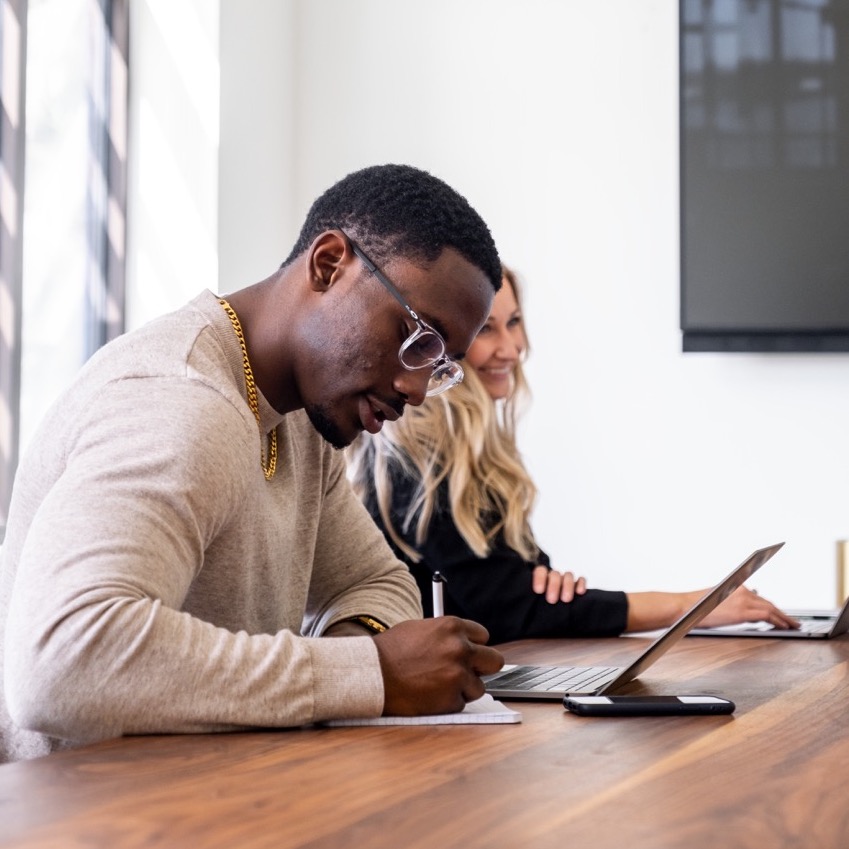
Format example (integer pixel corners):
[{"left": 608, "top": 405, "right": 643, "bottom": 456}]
[{"left": 837, "top": 540, "right": 849, "bottom": 606}]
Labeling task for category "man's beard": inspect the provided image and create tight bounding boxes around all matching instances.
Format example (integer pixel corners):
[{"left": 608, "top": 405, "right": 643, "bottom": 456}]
[{"left": 306, "top": 403, "right": 351, "bottom": 450}]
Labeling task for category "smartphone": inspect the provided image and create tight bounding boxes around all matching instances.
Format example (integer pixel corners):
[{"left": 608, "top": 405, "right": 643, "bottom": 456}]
[{"left": 563, "top": 694, "right": 735, "bottom": 717}]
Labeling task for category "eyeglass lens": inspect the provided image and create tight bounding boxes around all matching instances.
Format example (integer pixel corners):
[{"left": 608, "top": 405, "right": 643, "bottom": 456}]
[
  {"left": 400, "top": 328, "right": 445, "bottom": 369},
  {"left": 426, "top": 361, "right": 464, "bottom": 396}
]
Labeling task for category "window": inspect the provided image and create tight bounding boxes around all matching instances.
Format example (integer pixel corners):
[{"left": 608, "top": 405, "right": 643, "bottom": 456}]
[{"left": 0, "top": 0, "right": 127, "bottom": 539}]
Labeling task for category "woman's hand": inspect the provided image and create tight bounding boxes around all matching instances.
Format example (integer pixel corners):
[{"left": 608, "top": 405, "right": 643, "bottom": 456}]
[
  {"left": 532, "top": 565, "right": 588, "bottom": 604},
  {"left": 696, "top": 585, "right": 800, "bottom": 630}
]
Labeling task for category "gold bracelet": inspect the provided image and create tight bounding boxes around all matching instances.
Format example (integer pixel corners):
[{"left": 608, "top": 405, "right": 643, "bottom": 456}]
[{"left": 341, "top": 615, "right": 389, "bottom": 634}]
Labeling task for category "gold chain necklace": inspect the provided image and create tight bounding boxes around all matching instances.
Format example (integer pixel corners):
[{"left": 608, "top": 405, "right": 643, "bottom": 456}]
[{"left": 219, "top": 298, "right": 278, "bottom": 480}]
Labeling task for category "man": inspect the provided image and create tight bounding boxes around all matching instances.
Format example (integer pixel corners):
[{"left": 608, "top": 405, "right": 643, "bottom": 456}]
[{"left": 0, "top": 164, "right": 505, "bottom": 762}]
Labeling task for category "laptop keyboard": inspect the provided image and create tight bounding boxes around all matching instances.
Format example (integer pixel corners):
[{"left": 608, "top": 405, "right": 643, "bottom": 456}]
[
  {"left": 485, "top": 664, "right": 621, "bottom": 694},
  {"left": 798, "top": 618, "right": 834, "bottom": 634}
]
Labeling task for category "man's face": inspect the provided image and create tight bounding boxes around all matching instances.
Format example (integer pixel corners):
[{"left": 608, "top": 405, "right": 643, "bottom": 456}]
[{"left": 297, "top": 245, "right": 494, "bottom": 449}]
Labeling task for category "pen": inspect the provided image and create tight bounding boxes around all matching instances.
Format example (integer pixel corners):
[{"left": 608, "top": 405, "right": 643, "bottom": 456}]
[{"left": 432, "top": 572, "right": 446, "bottom": 617}]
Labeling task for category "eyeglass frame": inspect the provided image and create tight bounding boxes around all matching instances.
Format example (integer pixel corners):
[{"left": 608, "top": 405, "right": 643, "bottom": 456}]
[{"left": 343, "top": 234, "right": 465, "bottom": 396}]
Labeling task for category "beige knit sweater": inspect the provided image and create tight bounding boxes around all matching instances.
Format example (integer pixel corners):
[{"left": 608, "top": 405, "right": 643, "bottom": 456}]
[{"left": 0, "top": 290, "right": 421, "bottom": 762}]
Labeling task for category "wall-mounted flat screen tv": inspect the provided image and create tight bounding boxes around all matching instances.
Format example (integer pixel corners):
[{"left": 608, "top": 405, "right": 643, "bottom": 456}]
[{"left": 680, "top": 0, "right": 849, "bottom": 352}]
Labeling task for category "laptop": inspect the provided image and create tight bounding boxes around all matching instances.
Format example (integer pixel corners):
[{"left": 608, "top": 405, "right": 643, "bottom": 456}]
[
  {"left": 483, "top": 542, "right": 784, "bottom": 700},
  {"left": 688, "top": 594, "right": 849, "bottom": 640}
]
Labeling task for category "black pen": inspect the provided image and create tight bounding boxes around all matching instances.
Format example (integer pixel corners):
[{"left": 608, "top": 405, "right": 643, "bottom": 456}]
[{"left": 432, "top": 572, "right": 446, "bottom": 617}]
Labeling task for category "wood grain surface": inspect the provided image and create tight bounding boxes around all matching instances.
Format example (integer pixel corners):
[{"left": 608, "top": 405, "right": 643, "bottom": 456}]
[{"left": 1, "top": 633, "right": 847, "bottom": 848}]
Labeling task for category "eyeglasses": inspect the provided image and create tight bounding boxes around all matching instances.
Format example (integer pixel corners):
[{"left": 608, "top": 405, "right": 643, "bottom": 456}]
[{"left": 347, "top": 238, "right": 464, "bottom": 396}]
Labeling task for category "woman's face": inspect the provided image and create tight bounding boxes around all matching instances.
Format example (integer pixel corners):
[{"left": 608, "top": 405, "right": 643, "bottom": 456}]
[{"left": 465, "top": 277, "right": 526, "bottom": 401}]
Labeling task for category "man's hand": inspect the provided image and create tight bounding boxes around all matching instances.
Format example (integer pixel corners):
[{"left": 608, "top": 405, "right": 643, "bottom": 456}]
[{"left": 373, "top": 617, "right": 504, "bottom": 716}]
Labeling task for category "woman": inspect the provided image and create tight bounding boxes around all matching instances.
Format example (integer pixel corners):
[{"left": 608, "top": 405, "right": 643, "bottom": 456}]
[{"left": 347, "top": 266, "right": 797, "bottom": 643}]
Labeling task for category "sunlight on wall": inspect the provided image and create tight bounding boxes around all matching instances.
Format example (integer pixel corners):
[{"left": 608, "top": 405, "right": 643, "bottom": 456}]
[
  {"left": 19, "top": 0, "right": 90, "bottom": 452},
  {"left": 126, "top": 0, "right": 219, "bottom": 329},
  {"left": 133, "top": 98, "right": 218, "bottom": 310},
  {"left": 144, "top": 0, "right": 219, "bottom": 146}
]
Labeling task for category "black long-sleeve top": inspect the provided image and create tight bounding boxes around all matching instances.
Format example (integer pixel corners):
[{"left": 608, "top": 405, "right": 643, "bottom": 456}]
[{"left": 363, "top": 469, "right": 628, "bottom": 645}]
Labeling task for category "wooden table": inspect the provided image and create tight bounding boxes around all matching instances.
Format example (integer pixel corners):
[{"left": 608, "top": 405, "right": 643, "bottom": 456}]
[{"left": 1, "top": 633, "right": 848, "bottom": 848}]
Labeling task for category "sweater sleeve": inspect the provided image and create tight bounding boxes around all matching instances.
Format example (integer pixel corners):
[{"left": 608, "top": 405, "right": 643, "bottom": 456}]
[
  {"left": 365, "top": 470, "right": 628, "bottom": 645},
  {"left": 2, "top": 377, "right": 388, "bottom": 750}
]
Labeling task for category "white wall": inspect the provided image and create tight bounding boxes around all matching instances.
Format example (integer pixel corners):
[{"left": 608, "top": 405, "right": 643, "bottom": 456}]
[
  {"left": 218, "top": 0, "right": 296, "bottom": 289},
  {"left": 126, "top": 0, "right": 220, "bottom": 327},
  {"left": 133, "top": 0, "right": 849, "bottom": 608},
  {"left": 127, "top": 0, "right": 295, "bottom": 312}
]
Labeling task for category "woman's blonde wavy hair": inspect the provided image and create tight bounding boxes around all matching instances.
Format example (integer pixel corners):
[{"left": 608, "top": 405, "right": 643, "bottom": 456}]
[{"left": 347, "top": 265, "right": 540, "bottom": 563}]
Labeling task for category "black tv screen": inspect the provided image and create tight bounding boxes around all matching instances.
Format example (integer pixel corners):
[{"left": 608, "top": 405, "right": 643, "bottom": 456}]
[{"left": 680, "top": 0, "right": 849, "bottom": 352}]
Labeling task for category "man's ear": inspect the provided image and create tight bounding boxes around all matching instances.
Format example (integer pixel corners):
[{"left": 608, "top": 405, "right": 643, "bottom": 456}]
[{"left": 306, "top": 230, "right": 353, "bottom": 293}]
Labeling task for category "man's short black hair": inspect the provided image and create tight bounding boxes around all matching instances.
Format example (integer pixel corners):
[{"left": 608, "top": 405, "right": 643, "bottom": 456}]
[{"left": 282, "top": 164, "right": 502, "bottom": 291}]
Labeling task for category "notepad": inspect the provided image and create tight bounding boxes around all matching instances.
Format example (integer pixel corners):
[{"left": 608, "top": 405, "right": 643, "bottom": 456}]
[{"left": 321, "top": 693, "right": 522, "bottom": 726}]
